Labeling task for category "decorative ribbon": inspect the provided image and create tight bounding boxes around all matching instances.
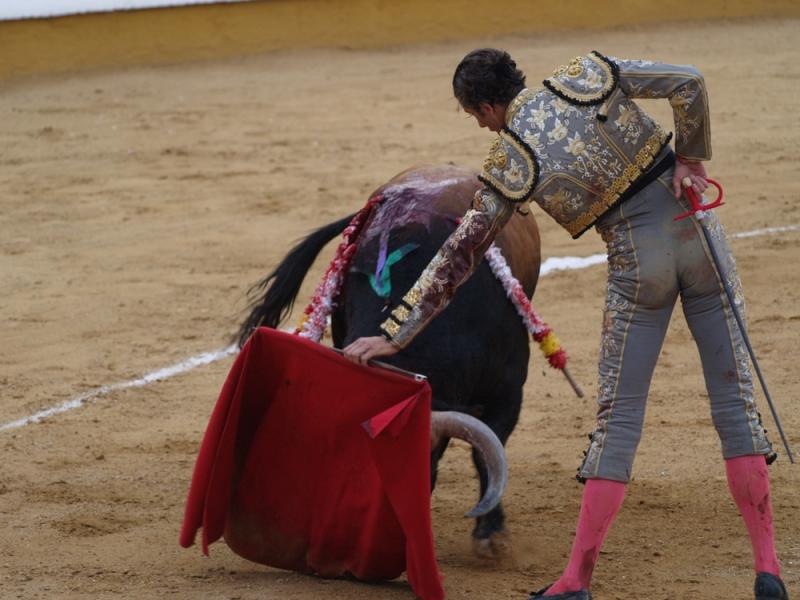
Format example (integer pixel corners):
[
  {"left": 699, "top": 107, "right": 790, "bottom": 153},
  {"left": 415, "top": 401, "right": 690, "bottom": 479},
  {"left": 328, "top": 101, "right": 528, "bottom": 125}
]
[
  {"left": 484, "top": 245, "right": 568, "bottom": 369},
  {"left": 295, "top": 194, "right": 384, "bottom": 342},
  {"left": 369, "top": 243, "right": 419, "bottom": 298}
]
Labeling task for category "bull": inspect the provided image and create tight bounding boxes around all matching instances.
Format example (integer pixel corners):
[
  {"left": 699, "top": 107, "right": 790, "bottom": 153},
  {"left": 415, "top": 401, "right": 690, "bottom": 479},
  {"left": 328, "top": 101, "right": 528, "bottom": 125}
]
[{"left": 237, "top": 164, "right": 541, "bottom": 557}]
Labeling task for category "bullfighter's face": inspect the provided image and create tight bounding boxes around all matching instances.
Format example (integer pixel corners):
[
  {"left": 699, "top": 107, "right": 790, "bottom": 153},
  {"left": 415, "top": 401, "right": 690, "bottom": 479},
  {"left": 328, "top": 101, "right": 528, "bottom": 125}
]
[{"left": 463, "top": 102, "right": 507, "bottom": 133}]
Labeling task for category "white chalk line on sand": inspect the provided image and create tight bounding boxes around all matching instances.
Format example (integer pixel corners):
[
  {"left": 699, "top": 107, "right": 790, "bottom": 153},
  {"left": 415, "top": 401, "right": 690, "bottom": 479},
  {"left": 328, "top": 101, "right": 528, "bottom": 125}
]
[
  {"left": 729, "top": 224, "right": 800, "bottom": 239},
  {"left": 2, "top": 222, "right": 798, "bottom": 433},
  {"left": 0, "top": 346, "right": 237, "bottom": 432},
  {"left": 538, "top": 224, "right": 800, "bottom": 275}
]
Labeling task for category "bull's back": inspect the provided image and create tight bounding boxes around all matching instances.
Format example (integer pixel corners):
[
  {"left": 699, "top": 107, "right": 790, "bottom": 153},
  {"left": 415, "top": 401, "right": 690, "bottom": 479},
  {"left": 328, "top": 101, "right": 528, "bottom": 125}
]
[
  {"left": 376, "top": 164, "right": 541, "bottom": 297},
  {"left": 344, "top": 164, "right": 536, "bottom": 410}
]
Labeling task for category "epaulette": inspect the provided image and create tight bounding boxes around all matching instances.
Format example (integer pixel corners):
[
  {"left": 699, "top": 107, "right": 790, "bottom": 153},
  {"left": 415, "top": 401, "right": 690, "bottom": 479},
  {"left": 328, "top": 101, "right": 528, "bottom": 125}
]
[
  {"left": 478, "top": 129, "right": 539, "bottom": 203},
  {"left": 543, "top": 50, "right": 619, "bottom": 106}
]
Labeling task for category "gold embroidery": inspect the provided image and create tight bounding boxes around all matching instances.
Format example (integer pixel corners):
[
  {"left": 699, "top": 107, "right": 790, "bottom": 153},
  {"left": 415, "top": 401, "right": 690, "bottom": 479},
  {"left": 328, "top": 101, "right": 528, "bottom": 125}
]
[
  {"left": 505, "top": 88, "right": 538, "bottom": 126},
  {"left": 669, "top": 85, "right": 703, "bottom": 144},
  {"left": 566, "top": 58, "right": 584, "bottom": 78},
  {"left": 447, "top": 210, "right": 482, "bottom": 249},
  {"left": 553, "top": 56, "right": 583, "bottom": 77},
  {"left": 392, "top": 305, "right": 410, "bottom": 322},
  {"left": 417, "top": 271, "right": 433, "bottom": 294},
  {"left": 483, "top": 139, "right": 500, "bottom": 172},
  {"left": 543, "top": 188, "right": 583, "bottom": 222},
  {"left": 483, "top": 139, "right": 508, "bottom": 171},
  {"left": 622, "top": 163, "right": 640, "bottom": 182},
  {"left": 403, "top": 286, "right": 422, "bottom": 307},
  {"left": 544, "top": 51, "right": 616, "bottom": 105},
  {"left": 563, "top": 126, "right": 669, "bottom": 237},
  {"left": 381, "top": 319, "right": 400, "bottom": 337},
  {"left": 493, "top": 149, "right": 508, "bottom": 169},
  {"left": 479, "top": 130, "right": 538, "bottom": 202}
]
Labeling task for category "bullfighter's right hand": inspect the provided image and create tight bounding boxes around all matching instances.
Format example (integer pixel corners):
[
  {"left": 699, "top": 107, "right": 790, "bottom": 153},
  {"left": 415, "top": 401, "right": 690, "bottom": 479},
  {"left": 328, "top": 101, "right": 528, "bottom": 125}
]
[{"left": 673, "top": 158, "right": 708, "bottom": 199}]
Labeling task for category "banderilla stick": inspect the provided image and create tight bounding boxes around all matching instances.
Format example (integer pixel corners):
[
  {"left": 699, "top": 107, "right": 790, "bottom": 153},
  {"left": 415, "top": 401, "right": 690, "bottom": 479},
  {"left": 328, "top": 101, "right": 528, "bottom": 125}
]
[
  {"left": 683, "top": 178, "right": 795, "bottom": 463},
  {"left": 562, "top": 366, "right": 585, "bottom": 398}
]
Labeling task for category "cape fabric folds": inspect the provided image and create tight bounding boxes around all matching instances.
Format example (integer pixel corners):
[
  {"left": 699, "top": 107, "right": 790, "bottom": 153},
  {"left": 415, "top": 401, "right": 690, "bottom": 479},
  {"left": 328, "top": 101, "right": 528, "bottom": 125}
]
[{"left": 179, "top": 327, "right": 444, "bottom": 600}]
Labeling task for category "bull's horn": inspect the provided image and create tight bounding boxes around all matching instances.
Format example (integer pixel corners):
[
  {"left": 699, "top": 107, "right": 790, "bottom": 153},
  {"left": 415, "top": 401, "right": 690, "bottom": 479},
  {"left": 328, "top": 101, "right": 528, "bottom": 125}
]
[{"left": 430, "top": 411, "right": 508, "bottom": 518}]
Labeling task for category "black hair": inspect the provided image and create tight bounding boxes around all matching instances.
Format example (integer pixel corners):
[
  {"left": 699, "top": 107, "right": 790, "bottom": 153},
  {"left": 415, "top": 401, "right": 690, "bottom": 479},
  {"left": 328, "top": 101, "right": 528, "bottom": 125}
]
[{"left": 452, "top": 48, "right": 526, "bottom": 111}]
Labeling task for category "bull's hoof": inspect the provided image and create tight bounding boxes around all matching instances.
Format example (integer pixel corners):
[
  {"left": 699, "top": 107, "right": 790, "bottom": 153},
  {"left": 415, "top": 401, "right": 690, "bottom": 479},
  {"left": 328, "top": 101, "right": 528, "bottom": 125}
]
[{"left": 471, "top": 529, "right": 511, "bottom": 559}]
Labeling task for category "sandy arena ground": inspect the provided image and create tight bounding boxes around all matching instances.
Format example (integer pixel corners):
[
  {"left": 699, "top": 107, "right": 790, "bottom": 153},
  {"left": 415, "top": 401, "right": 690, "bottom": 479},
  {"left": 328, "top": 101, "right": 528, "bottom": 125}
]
[{"left": 1, "top": 16, "right": 799, "bottom": 600}]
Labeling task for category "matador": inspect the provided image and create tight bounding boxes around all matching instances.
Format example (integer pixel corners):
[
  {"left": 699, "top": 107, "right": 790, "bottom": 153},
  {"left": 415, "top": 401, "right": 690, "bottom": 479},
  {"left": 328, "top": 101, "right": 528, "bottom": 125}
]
[{"left": 344, "top": 49, "right": 787, "bottom": 600}]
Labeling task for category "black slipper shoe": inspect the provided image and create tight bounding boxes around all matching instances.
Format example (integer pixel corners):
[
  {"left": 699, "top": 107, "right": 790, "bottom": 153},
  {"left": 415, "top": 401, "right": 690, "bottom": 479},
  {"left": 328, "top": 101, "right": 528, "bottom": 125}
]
[
  {"left": 528, "top": 584, "right": 592, "bottom": 600},
  {"left": 755, "top": 572, "right": 789, "bottom": 600}
]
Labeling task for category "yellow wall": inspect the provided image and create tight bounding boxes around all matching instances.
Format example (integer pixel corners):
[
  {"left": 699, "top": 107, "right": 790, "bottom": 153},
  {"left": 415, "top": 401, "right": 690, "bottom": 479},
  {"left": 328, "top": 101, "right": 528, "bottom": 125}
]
[{"left": 2, "top": 0, "right": 799, "bottom": 82}]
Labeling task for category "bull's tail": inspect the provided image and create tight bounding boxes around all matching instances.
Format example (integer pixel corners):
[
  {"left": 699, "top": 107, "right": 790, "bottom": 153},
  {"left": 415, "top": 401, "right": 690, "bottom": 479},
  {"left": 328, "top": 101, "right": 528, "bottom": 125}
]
[{"left": 236, "top": 213, "right": 356, "bottom": 347}]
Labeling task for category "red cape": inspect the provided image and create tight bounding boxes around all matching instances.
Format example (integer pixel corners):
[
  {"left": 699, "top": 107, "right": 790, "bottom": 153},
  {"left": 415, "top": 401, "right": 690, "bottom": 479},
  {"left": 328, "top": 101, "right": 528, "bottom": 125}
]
[{"left": 179, "top": 328, "right": 444, "bottom": 600}]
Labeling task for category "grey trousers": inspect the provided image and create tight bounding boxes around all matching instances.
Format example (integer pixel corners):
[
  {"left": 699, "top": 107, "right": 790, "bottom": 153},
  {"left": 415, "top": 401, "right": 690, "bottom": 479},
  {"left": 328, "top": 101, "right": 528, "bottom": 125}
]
[{"left": 578, "top": 167, "right": 773, "bottom": 482}]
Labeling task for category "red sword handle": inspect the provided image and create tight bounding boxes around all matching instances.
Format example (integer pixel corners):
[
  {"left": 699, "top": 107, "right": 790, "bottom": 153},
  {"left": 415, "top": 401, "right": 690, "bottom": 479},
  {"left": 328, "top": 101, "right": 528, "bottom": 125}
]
[{"left": 673, "top": 178, "right": 725, "bottom": 221}]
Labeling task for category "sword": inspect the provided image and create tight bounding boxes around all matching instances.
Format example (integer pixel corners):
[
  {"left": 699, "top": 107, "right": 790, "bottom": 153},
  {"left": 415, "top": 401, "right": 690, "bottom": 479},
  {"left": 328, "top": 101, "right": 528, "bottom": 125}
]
[
  {"left": 330, "top": 347, "right": 428, "bottom": 382},
  {"left": 678, "top": 178, "right": 795, "bottom": 464}
]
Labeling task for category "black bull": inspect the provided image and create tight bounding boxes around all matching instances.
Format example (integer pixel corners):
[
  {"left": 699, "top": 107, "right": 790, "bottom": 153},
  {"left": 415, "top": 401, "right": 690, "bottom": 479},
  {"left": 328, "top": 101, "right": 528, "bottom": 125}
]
[{"left": 238, "top": 164, "right": 541, "bottom": 556}]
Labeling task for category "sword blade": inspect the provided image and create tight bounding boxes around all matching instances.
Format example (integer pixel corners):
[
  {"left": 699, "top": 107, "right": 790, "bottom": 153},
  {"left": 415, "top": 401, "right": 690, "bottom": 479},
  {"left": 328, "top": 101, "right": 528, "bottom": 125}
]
[
  {"left": 329, "top": 347, "right": 427, "bottom": 382},
  {"left": 699, "top": 223, "right": 795, "bottom": 464}
]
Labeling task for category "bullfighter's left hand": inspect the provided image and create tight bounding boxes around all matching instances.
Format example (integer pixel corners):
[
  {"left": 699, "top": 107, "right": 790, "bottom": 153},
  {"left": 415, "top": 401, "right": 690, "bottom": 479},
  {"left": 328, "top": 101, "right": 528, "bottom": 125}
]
[{"left": 343, "top": 336, "right": 399, "bottom": 365}]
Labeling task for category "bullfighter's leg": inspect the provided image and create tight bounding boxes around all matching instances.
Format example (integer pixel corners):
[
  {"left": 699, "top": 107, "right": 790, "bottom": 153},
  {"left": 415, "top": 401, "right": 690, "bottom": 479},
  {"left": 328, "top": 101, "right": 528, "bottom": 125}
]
[
  {"left": 678, "top": 208, "right": 773, "bottom": 462},
  {"left": 470, "top": 378, "right": 523, "bottom": 558},
  {"left": 678, "top": 209, "right": 780, "bottom": 580},
  {"left": 549, "top": 181, "right": 681, "bottom": 595},
  {"left": 577, "top": 182, "right": 680, "bottom": 484}
]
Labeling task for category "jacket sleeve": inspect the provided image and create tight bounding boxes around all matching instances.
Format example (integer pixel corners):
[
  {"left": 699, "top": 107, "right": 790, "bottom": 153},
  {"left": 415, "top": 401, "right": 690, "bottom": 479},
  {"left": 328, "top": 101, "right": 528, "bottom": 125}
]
[
  {"left": 379, "top": 187, "right": 516, "bottom": 349},
  {"left": 613, "top": 57, "right": 711, "bottom": 161}
]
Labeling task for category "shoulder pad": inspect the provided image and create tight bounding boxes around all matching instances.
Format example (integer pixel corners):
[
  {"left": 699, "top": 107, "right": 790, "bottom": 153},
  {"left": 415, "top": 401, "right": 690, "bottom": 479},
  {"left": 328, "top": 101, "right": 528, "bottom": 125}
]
[
  {"left": 478, "top": 129, "right": 539, "bottom": 203},
  {"left": 543, "top": 50, "right": 619, "bottom": 106}
]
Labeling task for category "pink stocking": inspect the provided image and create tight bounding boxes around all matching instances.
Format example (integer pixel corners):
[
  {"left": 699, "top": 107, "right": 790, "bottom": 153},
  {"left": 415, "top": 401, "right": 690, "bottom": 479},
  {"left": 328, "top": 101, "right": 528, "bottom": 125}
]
[
  {"left": 725, "top": 455, "right": 780, "bottom": 576},
  {"left": 546, "top": 479, "right": 626, "bottom": 595}
]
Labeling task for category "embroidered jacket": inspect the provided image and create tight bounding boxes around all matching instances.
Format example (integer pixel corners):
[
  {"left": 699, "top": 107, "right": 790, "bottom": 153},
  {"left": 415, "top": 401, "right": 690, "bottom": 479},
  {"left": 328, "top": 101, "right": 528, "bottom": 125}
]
[{"left": 381, "top": 51, "right": 711, "bottom": 349}]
